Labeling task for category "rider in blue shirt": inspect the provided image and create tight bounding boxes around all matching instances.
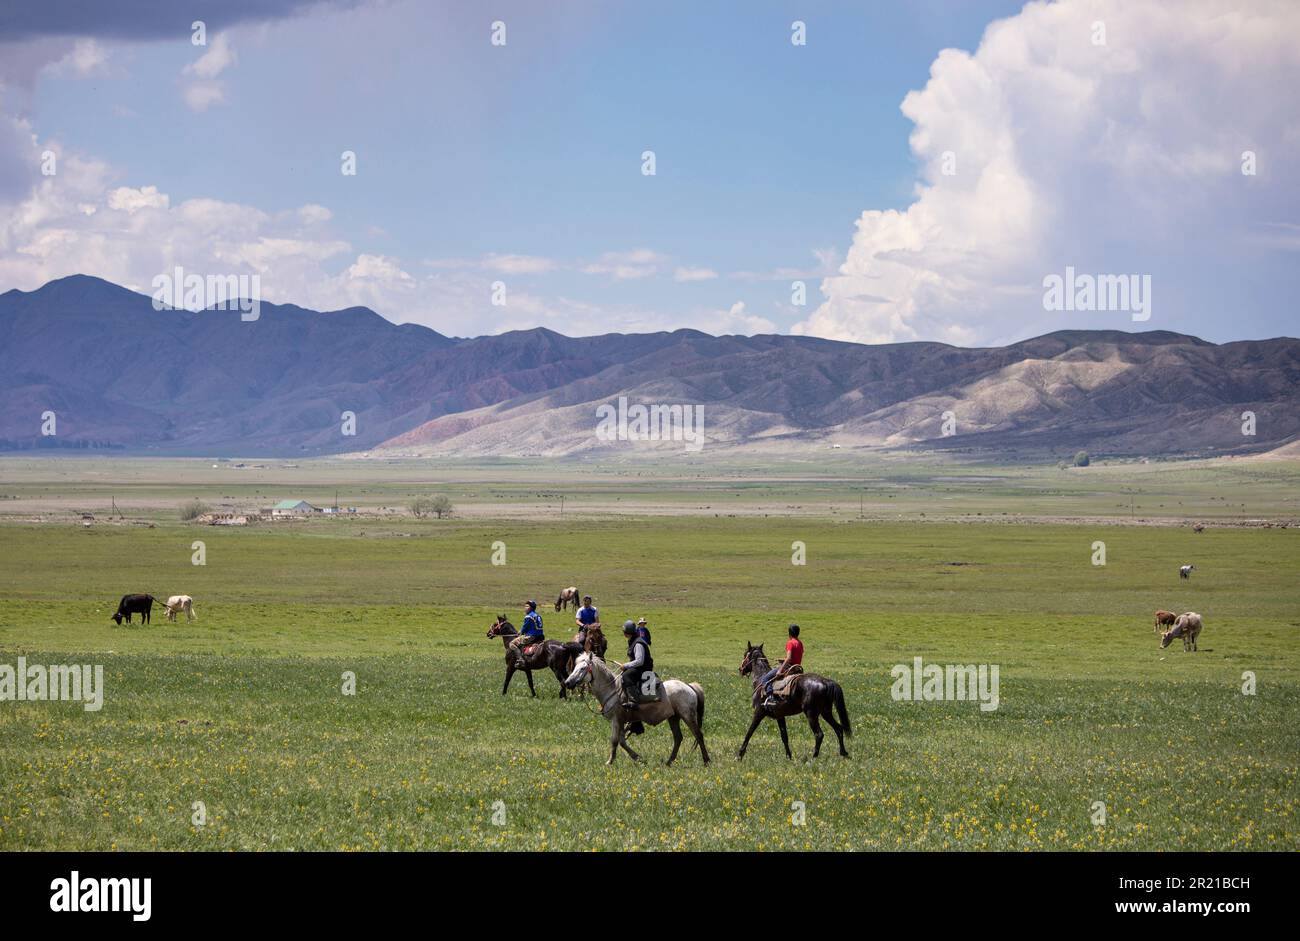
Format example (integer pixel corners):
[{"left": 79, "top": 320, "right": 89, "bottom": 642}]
[
  {"left": 575, "top": 596, "right": 599, "bottom": 646},
  {"left": 510, "top": 600, "right": 544, "bottom": 660}
]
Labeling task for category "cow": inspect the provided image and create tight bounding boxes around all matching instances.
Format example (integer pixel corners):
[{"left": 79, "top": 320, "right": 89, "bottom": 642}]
[
  {"left": 163, "top": 595, "right": 197, "bottom": 622},
  {"left": 1153, "top": 609, "right": 1178, "bottom": 633},
  {"left": 111, "top": 593, "right": 155, "bottom": 625},
  {"left": 1179, "top": 564, "right": 1195, "bottom": 579},
  {"left": 1161, "top": 612, "right": 1203, "bottom": 652}
]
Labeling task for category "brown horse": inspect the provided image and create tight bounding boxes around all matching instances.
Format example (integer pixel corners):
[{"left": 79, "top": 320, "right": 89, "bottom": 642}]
[
  {"left": 737, "top": 642, "right": 851, "bottom": 760},
  {"left": 577, "top": 623, "right": 608, "bottom": 660},
  {"left": 486, "top": 616, "right": 580, "bottom": 698},
  {"left": 555, "top": 586, "right": 580, "bottom": 612}
]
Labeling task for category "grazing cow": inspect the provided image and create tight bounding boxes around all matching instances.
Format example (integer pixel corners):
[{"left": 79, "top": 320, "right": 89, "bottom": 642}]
[
  {"left": 1161, "top": 612, "right": 1203, "bottom": 652},
  {"left": 163, "top": 595, "right": 197, "bottom": 622},
  {"left": 1153, "top": 609, "right": 1178, "bottom": 633},
  {"left": 1179, "top": 564, "right": 1195, "bottom": 579},
  {"left": 554, "top": 586, "right": 580, "bottom": 612},
  {"left": 111, "top": 593, "right": 155, "bottom": 625}
]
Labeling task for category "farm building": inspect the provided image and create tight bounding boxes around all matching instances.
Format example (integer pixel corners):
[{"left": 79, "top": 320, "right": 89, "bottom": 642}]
[{"left": 269, "top": 499, "right": 321, "bottom": 517}]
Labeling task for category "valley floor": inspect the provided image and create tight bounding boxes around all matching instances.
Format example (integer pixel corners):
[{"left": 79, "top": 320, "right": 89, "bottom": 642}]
[{"left": 0, "top": 456, "right": 1297, "bottom": 850}]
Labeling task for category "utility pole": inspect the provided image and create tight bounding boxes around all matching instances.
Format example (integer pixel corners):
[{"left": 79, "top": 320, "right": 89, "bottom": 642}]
[{"left": 560, "top": 495, "right": 565, "bottom": 518}]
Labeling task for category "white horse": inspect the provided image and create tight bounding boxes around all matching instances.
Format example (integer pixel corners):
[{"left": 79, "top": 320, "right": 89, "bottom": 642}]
[{"left": 563, "top": 652, "right": 709, "bottom": 765}]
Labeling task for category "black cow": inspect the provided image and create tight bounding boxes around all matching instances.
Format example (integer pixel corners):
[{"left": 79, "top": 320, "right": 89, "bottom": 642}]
[{"left": 111, "top": 593, "right": 155, "bottom": 625}]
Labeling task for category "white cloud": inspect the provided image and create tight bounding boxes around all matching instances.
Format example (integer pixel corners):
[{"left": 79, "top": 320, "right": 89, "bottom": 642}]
[
  {"left": 181, "top": 81, "right": 227, "bottom": 112},
  {"left": 106, "top": 185, "right": 168, "bottom": 213},
  {"left": 184, "top": 33, "right": 237, "bottom": 80},
  {"left": 673, "top": 266, "right": 717, "bottom": 282},
  {"left": 481, "top": 253, "right": 557, "bottom": 275},
  {"left": 580, "top": 248, "right": 666, "bottom": 280},
  {"left": 47, "top": 39, "right": 109, "bottom": 77},
  {"left": 795, "top": 0, "right": 1300, "bottom": 346},
  {"left": 180, "top": 33, "right": 237, "bottom": 111}
]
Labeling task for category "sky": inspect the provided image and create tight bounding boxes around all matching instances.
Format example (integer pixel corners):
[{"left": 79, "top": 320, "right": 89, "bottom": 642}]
[{"left": 0, "top": 0, "right": 1296, "bottom": 345}]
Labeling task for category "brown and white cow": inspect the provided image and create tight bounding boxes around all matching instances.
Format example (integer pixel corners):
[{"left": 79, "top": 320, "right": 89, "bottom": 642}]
[{"left": 1161, "top": 612, "right": 1203, "bottom": 652}]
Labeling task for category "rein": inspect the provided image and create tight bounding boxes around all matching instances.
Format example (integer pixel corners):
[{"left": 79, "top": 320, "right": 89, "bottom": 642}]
[{"left": 578, "top": 656, "right": 624, "bottom": 717}]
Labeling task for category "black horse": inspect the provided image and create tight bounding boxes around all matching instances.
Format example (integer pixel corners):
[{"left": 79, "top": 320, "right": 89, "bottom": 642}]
[
  {"left": 486, "top": 616, "right": 582, "bottom": 698},
  {"left": 736, "top": 642, "right": 851, "bottom": 760}
]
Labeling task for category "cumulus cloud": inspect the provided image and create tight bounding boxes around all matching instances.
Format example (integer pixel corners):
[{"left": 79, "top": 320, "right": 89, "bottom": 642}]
[{"left": 795, "top": 0, "right": 1300, "bottom": 345}]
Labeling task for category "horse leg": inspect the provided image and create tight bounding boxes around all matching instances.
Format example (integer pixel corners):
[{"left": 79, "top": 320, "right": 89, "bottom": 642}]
[
  {"left": 665, "top": 716, "right": 683, "bottom": 766},
  {"left": 821, "top": 704, "right": 849, "bottom": 757},
  {"left": 776, "top": 715, "right": 792, "bottom": 759},
  {"left": 502, "top": 663, "right": 514, "bottom": 695},
  {"left": 684, "top": 704, "right": 710, "bottom": 764},
  {"left": 736, "top": 710, "right": 764, "bottom": 760},
  {"left": 807, "top": 711, "right": 824, "bottom": 758},
  {"left": 525, "top": 667, "right": 536, "bottom": 698}
]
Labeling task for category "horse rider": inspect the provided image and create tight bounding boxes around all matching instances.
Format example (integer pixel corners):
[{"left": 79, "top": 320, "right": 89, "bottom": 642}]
[
  {"left": 618, "top": 620, "right": 654, "bottom": 734},
  {"left": 761, "top": 624, "right": 803, "bottom": 707},
  {"left": 635, "top": 616, "right": 651, "bottom": 646},
  {"left": 575, "top": 595, "right": 600, "bottom": 645},
  {"left": 509, "top": 600, "right": 544, "bottom": 661}
]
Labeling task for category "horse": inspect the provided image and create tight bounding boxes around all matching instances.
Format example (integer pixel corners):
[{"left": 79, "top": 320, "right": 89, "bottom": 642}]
[
  {"left": 555, "top": 586, "right": 580, "bottom": 612},
  {"left": 486, "top": 615, "right": 580, "bottom": 698},
  {"left": 577, "top": 623, "right": 608, "bottom": 660},
  {"left": 563, "top": 651, "right": 709, "bottom": 765},
  {"left": 736, "top": 642, "right": 851, "bottom": 760}
]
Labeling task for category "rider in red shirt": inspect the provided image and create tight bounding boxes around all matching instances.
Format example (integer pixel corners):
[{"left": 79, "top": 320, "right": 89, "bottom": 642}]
[{"left": 761, "top": 624, "right": 803, "bottom": 705}]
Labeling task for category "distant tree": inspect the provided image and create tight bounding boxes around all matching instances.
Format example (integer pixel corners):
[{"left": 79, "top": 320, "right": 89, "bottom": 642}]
[
  {"left": 410, "top": 495, "right": 454, "bottom": 519},
  {"left": 1073, "top": 450, "right": 1090, "bottom": 467},
  {"left": 180, "top": 499, "right": 210, "bottom": 521}
]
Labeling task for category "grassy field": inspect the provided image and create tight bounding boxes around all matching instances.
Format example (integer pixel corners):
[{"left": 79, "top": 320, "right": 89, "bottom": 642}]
[{"left": 1, "top": 456, "right": 1298, "bottom": 850}]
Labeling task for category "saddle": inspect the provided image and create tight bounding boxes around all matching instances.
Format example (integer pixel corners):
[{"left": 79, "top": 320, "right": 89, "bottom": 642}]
[
  {"left": 624, "top": 673, "right": 664, "bottom": 704},
  {"left": 772, "top": 665, "right": 804, "bottom": 699},
  {"left": 523, "top": 643, "right": 542, "bottom": 657}
]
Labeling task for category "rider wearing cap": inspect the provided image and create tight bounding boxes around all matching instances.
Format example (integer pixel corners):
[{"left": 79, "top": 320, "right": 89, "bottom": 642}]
[
  {"left": 509, "top": 600, "right": 544, "bottom": 661},
  {"left": 619, "top": 619, "right": 653, "bottom": 734},
  {"left": 619, "top": 620, "right": 654, "bottom": 702}
]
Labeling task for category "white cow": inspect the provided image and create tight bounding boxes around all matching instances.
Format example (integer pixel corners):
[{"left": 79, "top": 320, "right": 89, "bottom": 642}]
[
  {"left": 1179, "top": 564, "right": 1195, "bottom": 579},
  {"left": 163, "top": 595, "right": 197, "bottom": 622}
]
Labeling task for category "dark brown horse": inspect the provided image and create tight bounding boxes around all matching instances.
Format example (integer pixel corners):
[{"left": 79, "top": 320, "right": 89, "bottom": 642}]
[
  {"left": 737, "top": 642, "right": 851, "bottom": 760},
  {"left": 487, "top": 616, "right": 579, "bottom": 698}
]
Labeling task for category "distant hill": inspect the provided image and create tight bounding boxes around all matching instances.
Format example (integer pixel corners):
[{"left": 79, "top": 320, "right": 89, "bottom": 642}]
[{"left": 1, "top": 274, "right": 1297, "bottom": 459}]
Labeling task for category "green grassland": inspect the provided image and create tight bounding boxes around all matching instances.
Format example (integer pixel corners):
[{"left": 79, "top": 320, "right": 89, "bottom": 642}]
[{"left": 0, "top": 456, "right": 1298, "bottom": 850}]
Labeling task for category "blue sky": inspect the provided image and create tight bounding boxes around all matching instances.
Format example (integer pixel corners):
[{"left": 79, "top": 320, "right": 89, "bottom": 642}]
[{"left": 1, "top": 0, "right": 1296, "bottom": 343}]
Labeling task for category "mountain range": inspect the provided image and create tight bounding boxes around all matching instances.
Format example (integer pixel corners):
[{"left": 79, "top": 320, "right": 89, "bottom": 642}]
[{"left": 1, "top": 274, "right": 1297, "bottom": 459}]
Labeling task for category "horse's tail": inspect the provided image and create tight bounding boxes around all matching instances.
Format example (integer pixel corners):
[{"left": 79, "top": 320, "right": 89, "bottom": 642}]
[
  {"left": 690, "top": 682, "right": 705, "bottom": 730},
  {"left": 833, "top": 681, "right": 852, "bottom": 738}
]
